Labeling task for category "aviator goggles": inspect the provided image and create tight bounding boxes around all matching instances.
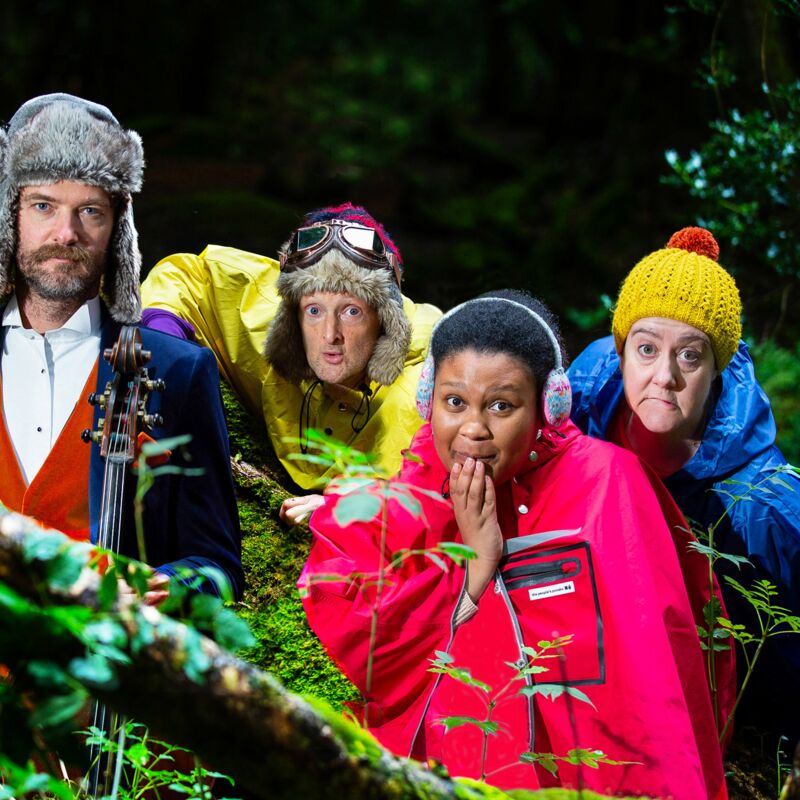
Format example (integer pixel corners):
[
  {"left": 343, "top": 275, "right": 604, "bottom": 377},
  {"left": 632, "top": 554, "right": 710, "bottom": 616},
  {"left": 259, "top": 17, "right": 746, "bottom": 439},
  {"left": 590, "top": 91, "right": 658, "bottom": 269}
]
[{"left": 280, "top": 219, "right": 401, "bottom": 286}]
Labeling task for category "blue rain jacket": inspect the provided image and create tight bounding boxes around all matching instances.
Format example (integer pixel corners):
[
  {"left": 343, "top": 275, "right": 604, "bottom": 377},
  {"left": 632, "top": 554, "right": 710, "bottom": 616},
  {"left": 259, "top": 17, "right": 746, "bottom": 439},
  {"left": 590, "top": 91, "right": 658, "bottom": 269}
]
[{"left": 569, "top": 335, "right": 800, "bottom": 739}]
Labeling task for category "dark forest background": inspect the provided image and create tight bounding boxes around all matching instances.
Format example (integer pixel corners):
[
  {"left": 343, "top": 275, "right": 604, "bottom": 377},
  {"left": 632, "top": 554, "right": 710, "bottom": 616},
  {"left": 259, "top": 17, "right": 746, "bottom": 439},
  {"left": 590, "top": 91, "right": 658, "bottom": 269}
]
[{"left": 1, "top": 0, "right": 798, "bottom": 359}]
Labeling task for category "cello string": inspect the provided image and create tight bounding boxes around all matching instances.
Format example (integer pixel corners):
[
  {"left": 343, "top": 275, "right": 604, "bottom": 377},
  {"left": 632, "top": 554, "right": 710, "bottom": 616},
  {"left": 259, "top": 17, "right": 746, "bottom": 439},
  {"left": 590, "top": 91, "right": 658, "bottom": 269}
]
[{"left": 91, "top": 339, "right": 145, "bottom": 796}]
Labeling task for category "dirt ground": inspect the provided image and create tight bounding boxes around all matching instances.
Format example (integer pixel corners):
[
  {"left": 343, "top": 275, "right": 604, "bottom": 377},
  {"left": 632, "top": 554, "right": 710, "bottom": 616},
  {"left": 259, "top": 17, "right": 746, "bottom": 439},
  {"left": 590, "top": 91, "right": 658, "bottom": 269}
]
[{"left": 725, "top": 726, "right": 799, "bottom": 799}]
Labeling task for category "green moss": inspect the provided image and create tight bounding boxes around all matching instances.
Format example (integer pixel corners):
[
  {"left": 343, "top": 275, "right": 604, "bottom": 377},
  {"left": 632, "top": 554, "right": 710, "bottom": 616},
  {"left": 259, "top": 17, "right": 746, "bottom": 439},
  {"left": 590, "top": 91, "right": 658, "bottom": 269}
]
[{"left": 223, "top": 387, "right": 359, "bottom": 709}]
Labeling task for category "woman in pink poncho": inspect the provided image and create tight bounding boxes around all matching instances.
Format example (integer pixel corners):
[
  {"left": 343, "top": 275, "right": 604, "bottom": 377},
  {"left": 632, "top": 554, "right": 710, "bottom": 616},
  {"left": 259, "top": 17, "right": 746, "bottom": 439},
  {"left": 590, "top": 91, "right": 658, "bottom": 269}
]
[{"left": 300, "top": 290, "right": 734, "bottom": 799}]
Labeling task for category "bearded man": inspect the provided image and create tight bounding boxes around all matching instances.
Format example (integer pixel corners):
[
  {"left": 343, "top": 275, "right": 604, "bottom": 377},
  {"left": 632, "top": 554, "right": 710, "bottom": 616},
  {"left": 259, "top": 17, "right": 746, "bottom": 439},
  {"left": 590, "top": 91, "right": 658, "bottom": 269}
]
[{"left": 0, "top": 94, "right": 242, "bottom": 600}]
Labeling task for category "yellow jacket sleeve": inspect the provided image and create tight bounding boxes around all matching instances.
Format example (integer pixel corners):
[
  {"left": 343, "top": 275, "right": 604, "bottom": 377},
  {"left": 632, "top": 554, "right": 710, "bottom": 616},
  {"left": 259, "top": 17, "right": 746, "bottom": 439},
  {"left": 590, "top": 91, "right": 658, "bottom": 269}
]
[{"left": 141, "top": 245, "right": 280, "bottom": 416}]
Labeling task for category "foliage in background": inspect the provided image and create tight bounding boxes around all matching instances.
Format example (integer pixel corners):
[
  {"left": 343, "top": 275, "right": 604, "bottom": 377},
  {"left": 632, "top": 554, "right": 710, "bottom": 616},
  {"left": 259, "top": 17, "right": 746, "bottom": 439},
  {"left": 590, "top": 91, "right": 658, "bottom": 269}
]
[
  {"left": 663, "top": 0, "right": 800, "bottom": 344},
  {"left": 690, "top": 464, "right": 800, "bottom": 743},
  {"left": 750, "top": 339, "right": 800, "bottom": 466}
]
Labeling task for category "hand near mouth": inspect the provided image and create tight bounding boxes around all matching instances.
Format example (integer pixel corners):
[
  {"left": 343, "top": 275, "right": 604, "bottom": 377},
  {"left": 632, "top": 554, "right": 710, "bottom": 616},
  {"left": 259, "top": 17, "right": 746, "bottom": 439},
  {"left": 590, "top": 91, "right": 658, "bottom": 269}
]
[{"left": 450, "top": 457, "right": 503, "bottom": 602}]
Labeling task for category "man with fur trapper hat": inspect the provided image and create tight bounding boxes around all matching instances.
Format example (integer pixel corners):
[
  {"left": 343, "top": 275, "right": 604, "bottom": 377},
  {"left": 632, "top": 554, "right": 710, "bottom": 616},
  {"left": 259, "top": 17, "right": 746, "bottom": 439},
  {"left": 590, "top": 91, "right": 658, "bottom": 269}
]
[
  {"left": 141, "top": 204, "right": 441, "bottom": 521},
  {"left": 0, "top": 94, "right": 242, "bottom": 599}
]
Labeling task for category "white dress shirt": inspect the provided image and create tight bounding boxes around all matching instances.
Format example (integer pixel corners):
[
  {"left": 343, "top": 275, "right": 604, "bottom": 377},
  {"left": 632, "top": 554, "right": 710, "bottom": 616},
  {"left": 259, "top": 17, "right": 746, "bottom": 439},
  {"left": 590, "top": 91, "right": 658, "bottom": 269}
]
[{"left": 2, "top": 295, "right": 102, "bottom": 484}]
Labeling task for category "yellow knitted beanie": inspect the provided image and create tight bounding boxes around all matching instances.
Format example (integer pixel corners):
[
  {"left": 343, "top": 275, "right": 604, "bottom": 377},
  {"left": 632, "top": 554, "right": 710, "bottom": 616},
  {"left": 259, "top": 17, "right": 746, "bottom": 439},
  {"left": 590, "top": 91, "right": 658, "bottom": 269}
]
[{"left": 611, "top": 227, "right": 742, "bottom": 370}]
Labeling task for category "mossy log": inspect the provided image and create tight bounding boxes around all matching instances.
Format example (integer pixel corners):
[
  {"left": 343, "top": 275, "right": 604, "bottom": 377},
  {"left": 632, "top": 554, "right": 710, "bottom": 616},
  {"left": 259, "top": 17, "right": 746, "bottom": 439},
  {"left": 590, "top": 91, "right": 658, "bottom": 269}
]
[{"left": 0, "top": 510, "right": 641, "bottom": 800}]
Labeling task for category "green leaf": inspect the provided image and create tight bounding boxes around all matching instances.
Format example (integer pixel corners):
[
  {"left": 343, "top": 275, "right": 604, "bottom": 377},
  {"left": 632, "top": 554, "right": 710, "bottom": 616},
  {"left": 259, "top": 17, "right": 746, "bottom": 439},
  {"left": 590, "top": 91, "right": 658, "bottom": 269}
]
[
  {"left": 715, "top": 551, "right": 751, "bottom": 569},
  {"left": 197, "top": 566, "right": 232, "bottom": 601},
  {"left": 703, "top": 597, "right": 722, "bottom": 627},
  {"left": 433, "top": 650, "right": 454, "bottom": 664},
  {"left": 26, "top": 660, "right": 69, "bottom": 688},
  {"left": 68, "top": 654, "right": 116, "bottom": 688},
  {"left": 98, "top": 566, "right": 120, "bottom": 610},
  {"left": 29, "top": 691, "right": 87, "bottom": 728},
  {"left": 387, "top": 487, "right": 422, "bottom": 518},
  {"left": 519, "top": 751, "right": 559, "bottom": 777},
  {"left": 141, "top": 434, "right": 192, "bottom": 456},
  {"left": 435, "top": 715, "right": 495, "bottom": 733},
  {"left": 332, "top": 492, "right": 382, "bottom": 526},
  {"left": 438, "top": 542, "right": 477, "bottom": 561},
  {"left": 21, "top": 529, "right": 63, "bottom": 563},
  {"left": 443, "top": 666, "right": 492, "bottom": 692},
  {"left": 424, "top": 552, "right": 449, "bottom": 572},
  {"left": 126, "top": 742, "right": 150, "bottom": 766},
  {"left": 212, "top": 608, "right": 256, "bottom": 651},
  {"left": 564, "top": 686, "right": 598, "bottom": 709},
  {"left": 519, "top": 683, "right": 597, "bottom": 710}
]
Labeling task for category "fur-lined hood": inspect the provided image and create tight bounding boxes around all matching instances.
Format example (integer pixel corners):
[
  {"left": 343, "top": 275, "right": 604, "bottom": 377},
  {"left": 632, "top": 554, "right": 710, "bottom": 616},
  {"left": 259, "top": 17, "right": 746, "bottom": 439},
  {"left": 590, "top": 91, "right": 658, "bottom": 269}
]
[
  {"left": 264, "top": 249, "right": 411, "bottom": 387},
  {"left": 0, "top": 94, "right": 144, "bottom": 322}
]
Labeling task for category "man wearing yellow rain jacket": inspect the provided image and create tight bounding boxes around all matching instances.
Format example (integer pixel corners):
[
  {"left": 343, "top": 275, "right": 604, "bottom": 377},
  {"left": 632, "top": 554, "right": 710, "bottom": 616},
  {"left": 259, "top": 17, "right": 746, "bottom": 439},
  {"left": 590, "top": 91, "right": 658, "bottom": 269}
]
[{"left": 141, "top": 204, "right": 441, "bottom": 520}]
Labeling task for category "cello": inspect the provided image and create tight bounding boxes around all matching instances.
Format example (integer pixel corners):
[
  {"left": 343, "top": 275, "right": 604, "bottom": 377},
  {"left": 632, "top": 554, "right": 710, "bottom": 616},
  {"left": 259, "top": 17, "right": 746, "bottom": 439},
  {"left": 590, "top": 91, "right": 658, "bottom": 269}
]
[{"left": 81, "top": 325, "right": 164, "bottom": 797}]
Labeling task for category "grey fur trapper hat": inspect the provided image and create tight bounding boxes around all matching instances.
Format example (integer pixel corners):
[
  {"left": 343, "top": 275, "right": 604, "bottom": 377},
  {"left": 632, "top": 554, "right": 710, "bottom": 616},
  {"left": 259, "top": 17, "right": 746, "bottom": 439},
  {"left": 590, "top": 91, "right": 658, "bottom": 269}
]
[
  {"left": 264, "top": 205, "right": 412, "bottom": 387},
  {"left": 0, "top": 93, "right": 144, "bottom": 322}
]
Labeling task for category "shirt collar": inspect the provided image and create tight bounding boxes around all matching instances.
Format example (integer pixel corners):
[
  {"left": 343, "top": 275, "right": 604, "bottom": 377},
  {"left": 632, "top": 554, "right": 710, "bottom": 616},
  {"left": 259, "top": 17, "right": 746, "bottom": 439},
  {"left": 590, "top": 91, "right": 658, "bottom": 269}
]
[{"left": 1, "top": 294, "right": 102, "bottom": 336}]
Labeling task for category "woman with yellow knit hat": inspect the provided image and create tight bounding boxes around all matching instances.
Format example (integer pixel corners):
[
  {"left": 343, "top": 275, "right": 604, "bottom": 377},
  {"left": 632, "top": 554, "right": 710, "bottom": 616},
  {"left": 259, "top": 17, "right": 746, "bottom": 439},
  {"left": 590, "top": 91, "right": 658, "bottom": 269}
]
[{"left": 568, "top": 226, "right": 800, "bottom": 742}]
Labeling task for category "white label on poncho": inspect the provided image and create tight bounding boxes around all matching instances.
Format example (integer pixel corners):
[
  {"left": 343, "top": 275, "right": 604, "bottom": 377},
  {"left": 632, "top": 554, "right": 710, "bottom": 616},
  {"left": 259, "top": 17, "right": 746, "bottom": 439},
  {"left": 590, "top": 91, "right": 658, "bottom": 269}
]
[{"left": 528, "top": 581, "right": 575, "bottom": 601}]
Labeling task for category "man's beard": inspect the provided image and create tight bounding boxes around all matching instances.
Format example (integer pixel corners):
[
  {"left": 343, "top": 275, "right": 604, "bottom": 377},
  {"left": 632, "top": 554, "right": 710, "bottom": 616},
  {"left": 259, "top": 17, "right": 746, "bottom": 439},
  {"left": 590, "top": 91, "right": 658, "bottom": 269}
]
[{"left": 16, "top": 243, "right": 107, "bottom": 302}]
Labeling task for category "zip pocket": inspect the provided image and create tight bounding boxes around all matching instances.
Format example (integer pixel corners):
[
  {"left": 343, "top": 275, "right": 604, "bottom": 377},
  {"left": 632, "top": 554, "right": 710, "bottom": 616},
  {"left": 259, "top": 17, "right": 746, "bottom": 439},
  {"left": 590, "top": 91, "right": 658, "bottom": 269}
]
[{"left": 499, "top": 541, "right": 604, "bottom": 686}]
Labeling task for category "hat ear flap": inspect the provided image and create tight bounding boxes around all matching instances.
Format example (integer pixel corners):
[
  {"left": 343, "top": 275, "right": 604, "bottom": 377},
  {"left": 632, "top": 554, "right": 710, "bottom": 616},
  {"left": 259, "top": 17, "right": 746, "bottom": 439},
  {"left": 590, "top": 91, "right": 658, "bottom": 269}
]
[
  {"left": 541, "top": 368, "right": 572, "bottom": 428},
  {"left": 102, "top": 197, "right": 141, "bottom": 323},
  {"left": 0, "top": 192, "right": 15, "bottom": 302},
  {"left": 416, "top": 352, "right": 435, "bottom": 420},
  {"left": 0, "top": 128, "right": 14, "bottom": 302},
  {"left": 367, "top": 296, "right": 411, "bottom": 386},
  {"left": 265, "top": 301, "right": 317, "bottom": 384}
]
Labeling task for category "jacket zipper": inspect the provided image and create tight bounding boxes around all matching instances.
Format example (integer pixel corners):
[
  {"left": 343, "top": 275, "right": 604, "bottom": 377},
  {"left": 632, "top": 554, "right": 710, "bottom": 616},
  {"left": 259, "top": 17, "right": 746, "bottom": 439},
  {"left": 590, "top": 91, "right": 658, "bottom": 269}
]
[
  {"left": 407, "top": 568, "right": 468, "bottom": 758},
  {"left": 495, "top": 571, "right": 536, "bottom": 751}
]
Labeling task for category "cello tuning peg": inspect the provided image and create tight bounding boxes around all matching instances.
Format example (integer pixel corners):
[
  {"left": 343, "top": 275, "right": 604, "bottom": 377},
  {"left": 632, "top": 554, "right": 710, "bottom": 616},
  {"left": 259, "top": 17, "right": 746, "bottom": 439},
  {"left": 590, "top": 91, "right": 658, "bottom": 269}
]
[
  {"left": 87, "top": 392, "right": 107, "bottom": 409},
  {"left": 146, "top": 378, "right": 166, "bottom": 393},
  {"left": 81, "top": 428, "right": 102, "bottom": 444},
  {"left": 144, "top": 413, "right": 164, "bottom": 429}
]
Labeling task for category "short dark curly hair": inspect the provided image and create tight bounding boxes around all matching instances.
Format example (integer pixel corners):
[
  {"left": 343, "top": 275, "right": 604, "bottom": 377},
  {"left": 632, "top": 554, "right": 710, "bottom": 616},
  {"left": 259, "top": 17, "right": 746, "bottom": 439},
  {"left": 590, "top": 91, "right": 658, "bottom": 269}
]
[{"left": 430, "top": 289, "right": 568, "bottom": 392}]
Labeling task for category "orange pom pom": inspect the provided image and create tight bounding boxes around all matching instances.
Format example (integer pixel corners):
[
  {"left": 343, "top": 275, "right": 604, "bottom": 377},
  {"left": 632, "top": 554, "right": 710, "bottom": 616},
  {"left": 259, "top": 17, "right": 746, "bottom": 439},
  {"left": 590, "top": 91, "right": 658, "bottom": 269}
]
[{"left": 666, "top": 227, "right": 720, "bottom": 262}]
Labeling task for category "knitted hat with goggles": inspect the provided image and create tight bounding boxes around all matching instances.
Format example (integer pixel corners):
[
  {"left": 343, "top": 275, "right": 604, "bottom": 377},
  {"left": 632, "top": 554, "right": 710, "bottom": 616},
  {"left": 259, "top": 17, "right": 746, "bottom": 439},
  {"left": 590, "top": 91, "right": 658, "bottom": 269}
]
[
  {"left": 612, "top": 227, "right": 742, "bottom": 371},
  {"left": 265, "top": 203, "right": 411, "bottom": 386},
  {"left": 0, "top": 93, "right": 144, "bottom": 322}
]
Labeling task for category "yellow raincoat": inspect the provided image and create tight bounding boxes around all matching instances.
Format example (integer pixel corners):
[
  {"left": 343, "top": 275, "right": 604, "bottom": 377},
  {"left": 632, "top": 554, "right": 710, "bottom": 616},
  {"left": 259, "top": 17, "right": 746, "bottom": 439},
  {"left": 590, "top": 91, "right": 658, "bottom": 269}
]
[{"left": 141, "top": 246, "right": 441, "bottom": 489}]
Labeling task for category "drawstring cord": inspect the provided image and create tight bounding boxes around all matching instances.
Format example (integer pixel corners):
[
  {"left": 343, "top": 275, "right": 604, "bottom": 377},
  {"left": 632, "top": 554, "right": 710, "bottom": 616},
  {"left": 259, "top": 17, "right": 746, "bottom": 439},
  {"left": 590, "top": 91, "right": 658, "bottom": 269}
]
[
  {"left": 299, "top": 380, "right": 322, "bottom": 454},
  {"left": 299, "top": 381, "right": 376, "bottom": 451},
  {"left": 351, "top": 384, "right": 373, "bottom": 434}
]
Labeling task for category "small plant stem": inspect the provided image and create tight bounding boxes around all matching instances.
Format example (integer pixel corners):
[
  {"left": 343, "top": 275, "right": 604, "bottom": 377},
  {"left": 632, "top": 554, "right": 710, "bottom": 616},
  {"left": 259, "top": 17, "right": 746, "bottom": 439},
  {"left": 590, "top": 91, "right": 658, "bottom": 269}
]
[
  {"left": 481, "top": 700, "right": 496, "bottom": 782},
  {"left": 706, "top": 526, "right": 719, "bottom": 732},
  {"left": 719, "top": 627, "right": 769, "bottom": 743},
  {"left": 364, "top": 483, "right": 390, "bottom": 726},
  {"left": 134, "top": 466, "right": 150, "bottom": 564}
]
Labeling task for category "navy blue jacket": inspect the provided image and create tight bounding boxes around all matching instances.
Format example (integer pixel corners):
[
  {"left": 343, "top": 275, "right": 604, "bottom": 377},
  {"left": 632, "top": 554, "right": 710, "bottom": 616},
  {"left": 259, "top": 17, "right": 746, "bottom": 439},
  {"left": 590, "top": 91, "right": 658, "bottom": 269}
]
[
  {"left": 85, "top": 317, "right": 243, "bottom": 599},
  {"left": 569, "top": 335, "right": 800, "bottom": 736}
]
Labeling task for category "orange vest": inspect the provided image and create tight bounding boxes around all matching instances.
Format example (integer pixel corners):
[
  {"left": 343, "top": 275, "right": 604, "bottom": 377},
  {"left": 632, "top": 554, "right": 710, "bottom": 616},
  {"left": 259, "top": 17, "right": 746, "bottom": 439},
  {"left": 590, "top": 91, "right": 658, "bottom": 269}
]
[{"left": 0, "top": 362, "right": 98, "bottom": 541}]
